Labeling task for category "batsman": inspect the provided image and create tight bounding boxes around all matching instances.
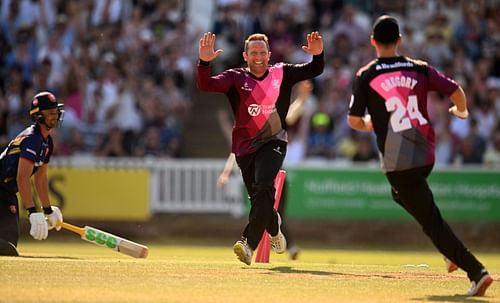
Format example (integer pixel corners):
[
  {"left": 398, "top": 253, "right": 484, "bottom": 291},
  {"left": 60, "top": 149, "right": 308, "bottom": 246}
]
[
  {"left": 197, "top": 31, "right": 324, "bottom": 265},
  {"left": 0, "top": 91, "right": 65, "bottom": 256}
]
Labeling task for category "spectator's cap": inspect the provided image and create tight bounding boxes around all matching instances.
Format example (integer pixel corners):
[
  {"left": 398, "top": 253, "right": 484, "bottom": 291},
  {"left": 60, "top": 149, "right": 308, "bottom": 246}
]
[
  {"left": 312, "top": 112, "right": 331, "bottom": 127},
  {"left": 372, "top": 15, "right": 400, "bottom": 44},
  {"left": 30, "top": 91, "right": 64, "bottom": 116}
]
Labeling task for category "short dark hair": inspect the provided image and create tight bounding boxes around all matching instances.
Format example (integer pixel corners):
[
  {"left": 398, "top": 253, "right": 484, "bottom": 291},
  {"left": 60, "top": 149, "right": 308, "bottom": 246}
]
[
  {"left": 244, "top": 33, "right": 270, "bottom": 53},
  {"left": 372, "top": 15, "right": 400, "bottom": 44}
]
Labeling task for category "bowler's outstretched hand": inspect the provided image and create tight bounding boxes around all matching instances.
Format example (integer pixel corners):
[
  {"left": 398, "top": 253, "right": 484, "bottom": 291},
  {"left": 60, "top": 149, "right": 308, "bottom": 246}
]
[
  {"left": 302, "top": 31, "right": 323, "bottom": 55},
  {"left": 199, "top": 32, "right": 223, "bottom": 62}
]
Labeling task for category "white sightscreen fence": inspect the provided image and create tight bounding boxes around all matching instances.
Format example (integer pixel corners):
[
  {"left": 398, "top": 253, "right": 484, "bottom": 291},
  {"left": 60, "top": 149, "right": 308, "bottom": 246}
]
[
  {"left": 51, "top": 157, "right": 244, "bottom": 216},
  {"left": 150, "top": 160, "right": 244, "bottom": 216}
]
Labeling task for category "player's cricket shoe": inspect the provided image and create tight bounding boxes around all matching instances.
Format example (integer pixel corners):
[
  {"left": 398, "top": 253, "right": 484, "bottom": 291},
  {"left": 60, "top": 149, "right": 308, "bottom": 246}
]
[
  {"left": 233, "top": 239, "right": 253, "bottom": 266},
  {"left": 0, "top": 239, "right": 18, "bottom": 256},
  {"left": 467, "top": 269, "right": 493, "bottom": 296},
  {"left": 269, "top": 212, "right": 286, "bottom": 254},
  {"left": 444, "top": 256, "right": 458, "bottom": 273}
]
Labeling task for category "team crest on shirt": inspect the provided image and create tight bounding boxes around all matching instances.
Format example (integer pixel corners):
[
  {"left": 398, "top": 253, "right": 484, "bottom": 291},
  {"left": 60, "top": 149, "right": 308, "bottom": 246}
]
[
  {"left": 241, "top": 82, "right": 252, "bottom": 91},
  {"left": 248, "top": 104, "right": 261, "bottom": 116}
]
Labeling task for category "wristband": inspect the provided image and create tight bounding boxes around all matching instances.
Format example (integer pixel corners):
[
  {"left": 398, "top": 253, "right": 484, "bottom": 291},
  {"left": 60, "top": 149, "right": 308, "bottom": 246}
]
[
  {"left": 27, "top": 207, "right": 37, "bottom": 215},
  {"left": 43, "top": 206, "right": 53, "bottom": 215}
]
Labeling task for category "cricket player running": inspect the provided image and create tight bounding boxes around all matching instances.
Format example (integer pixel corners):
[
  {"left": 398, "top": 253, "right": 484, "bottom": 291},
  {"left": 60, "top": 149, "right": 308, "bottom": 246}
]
[
  {"left": 0, "top": 92, "right": 64, "bottom": 256},
  {"left": 347, "top": 15, "right": 493, "bottom": 296},
  {"left": 197, "top": 31, "right": 324, "bottom": 265}
]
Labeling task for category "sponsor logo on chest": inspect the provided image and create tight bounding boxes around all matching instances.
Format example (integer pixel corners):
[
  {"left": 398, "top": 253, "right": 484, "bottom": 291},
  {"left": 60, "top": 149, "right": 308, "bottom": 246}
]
[{"left": 247, "top": 104, "right": 276, "bottom": 116}]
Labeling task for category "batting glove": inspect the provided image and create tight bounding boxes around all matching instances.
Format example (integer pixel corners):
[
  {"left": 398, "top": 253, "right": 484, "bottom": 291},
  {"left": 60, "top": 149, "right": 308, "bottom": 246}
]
[
  {"left": 46, "top": 206, "right": 63, "bottom": 231},
  {"left": 448, "top": 105, "right": 469, "bottom": 119},
  {"left": 29, "top": 213, "right": 48, "bottom": 240}
]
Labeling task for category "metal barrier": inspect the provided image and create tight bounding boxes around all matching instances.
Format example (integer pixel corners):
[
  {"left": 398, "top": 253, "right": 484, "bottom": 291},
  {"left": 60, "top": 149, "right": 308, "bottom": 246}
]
[{"left": 52, "top": 156, "right": 245, "bottom": 217}]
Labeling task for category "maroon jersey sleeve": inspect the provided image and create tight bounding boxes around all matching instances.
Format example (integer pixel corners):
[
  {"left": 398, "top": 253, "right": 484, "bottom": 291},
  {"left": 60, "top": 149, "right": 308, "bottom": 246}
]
[
  {"left": 196, "top": 60, "right": 235, "bottom": 93},
  {"left": 427, "top": 65, "right": 459, "bottom": 96}
]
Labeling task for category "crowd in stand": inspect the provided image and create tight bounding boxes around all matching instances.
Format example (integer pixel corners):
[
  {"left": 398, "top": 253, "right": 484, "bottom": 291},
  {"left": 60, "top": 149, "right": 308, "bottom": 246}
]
[
  {"left": 0, "top": 0, "right": 499, "bottom": 166},
  {"left": 0, "top": 0, "right": 193, "bottom": 158}
]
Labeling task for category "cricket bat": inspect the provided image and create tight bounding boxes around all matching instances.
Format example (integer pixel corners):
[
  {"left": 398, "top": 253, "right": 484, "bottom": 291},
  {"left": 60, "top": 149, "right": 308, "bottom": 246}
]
[{"left": 58, "top": 221, "right": 149, "bottom": 258}]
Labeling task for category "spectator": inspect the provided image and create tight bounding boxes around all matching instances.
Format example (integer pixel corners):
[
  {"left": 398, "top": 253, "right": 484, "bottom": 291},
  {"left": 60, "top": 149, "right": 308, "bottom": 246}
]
[
  {"left": 473, "top": 97, "right": 497, "bottom": 141},
  {"left": 101, "top": 74, "right": 143, "bottom": 154},
  {"left": 483, "top": 132, "right": 500, "bottom": 167},
  {"left": 5, "top": 28, "right": 37, "bottom": 86},
  {"left": 94, "top": 126, "right": 127, "bottom": 157},
  {"left": 37, "top": 32, "right": 69, "bottom": 90},
  {"left": 460, "top": 119, "right": 487, "bottom": 164},
  {"left": 78, "top": 109, "right": 107, "bottom": 154},
  {"left": 90, "top": 0, "right": 127, "bottom": 27},
  {"left": 453, "top": 5, "right": 486, "bottom": 62},
  {"left": 268, "top": 16, "right": 296, "bottom": 62},
  {"left": 352, "top": 134, "right": 377, "bottom": 162},
  {"left": 307, "top": 110, "right": 335, "bottom": 159},
  {"left": 134, "top": 126, "right": 169, "bottom": 158},
  {"left": 0, "top": 0, "right": 497, "bottom": 164}
]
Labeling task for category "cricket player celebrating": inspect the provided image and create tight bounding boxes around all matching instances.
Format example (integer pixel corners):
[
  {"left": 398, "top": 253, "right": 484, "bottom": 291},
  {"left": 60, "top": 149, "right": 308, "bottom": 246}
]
[
  {"left": 347, "top": 15, "right": 493, "bottom": 296},
  {"left": 197, "top": 31, "right": 324, "bottom": 265},
  {"left": 0, "top": 92, "right": 64, "bottom": 256}
]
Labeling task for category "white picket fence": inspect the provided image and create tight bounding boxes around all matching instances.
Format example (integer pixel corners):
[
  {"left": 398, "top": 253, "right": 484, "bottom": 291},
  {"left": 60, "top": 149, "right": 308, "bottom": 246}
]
[
  {"left": 52, "top": 156, "right": 245, "bottom": 216},
  {"left": 149, "top": 159, "right": 244, "bottom": 216}
]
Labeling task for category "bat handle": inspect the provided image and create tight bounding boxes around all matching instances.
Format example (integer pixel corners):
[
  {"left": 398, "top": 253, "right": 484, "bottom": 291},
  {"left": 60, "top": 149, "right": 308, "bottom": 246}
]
[{"left": 58, "top": 222, "right": 85, "bottom": 237}]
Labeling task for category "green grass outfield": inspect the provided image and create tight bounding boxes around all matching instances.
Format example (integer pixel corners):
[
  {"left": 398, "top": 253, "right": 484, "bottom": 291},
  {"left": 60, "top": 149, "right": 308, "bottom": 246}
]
[{"left": 1, "top": 240, "right": 499, "bottom": 303}]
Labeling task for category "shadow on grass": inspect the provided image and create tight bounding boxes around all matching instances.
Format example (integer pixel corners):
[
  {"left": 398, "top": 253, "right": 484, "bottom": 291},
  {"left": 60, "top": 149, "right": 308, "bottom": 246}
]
[
  {"left": 267, "top": 266, "right": 396, "bottom": 279},
  {"left": 18, "top": 255, "right": 80, "bottom": 260},
  {"left": 412, "top": 295, "right": 494, "bottom": 302},
  {"left": 268, "top": 266, "right": 334, "bottom": 276}
]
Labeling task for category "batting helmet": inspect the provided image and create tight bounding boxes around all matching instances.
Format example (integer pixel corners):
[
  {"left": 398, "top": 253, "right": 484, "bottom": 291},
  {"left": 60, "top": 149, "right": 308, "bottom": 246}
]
[{"left": 30, "top": 91, "right": 64, "bottom": 126}]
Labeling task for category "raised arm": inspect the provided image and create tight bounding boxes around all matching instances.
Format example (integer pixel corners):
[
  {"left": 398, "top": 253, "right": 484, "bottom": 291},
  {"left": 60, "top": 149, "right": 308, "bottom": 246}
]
[
  {"left": 302, "top": 31, "right": 324, "bottom": 56},
  {"left": 199, "top": 32, "right": 223, "bottom": 62},
  {"left": 283, "top": 33, "right": 325, "bottom": 83},
  {"left": 196, "top": 32, "right": 233, "bottom": 93}
]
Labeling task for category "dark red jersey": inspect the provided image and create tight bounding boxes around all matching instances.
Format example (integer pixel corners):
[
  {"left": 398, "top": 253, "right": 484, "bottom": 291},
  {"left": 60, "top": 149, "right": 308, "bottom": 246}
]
[
  {"left": 197, "top": 54, "right": 324, "bottom": 157},
  {"left": 349, "top": 56, "right": 458, "bottom": 172}
]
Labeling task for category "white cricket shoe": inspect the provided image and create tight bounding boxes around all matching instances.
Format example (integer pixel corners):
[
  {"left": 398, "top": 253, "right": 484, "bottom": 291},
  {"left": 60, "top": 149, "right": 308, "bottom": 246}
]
[
  {"left": 269, "top": 212, "right": 286, "bottom": 254},
  {"left": 233, "top": 239, "right": 253, "bottom": 266},
  {"left": 467, "top": 269, "right": 493, "bottom": 296}
]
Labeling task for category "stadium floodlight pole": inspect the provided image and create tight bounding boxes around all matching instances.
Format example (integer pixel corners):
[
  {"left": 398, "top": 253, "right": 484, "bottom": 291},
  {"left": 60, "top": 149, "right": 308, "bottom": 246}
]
[
  {"left": 255, "top": 169, "right": 287, "bottom": 263},
  {"left": 58, "top": 221, "right": 148, "bottom": 258}
]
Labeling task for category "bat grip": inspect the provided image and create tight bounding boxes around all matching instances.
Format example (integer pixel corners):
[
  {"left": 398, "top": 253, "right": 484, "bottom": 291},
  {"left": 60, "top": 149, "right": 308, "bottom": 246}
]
[{"left": 58, "top": 222, "right": 85, "bottom": 237}]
